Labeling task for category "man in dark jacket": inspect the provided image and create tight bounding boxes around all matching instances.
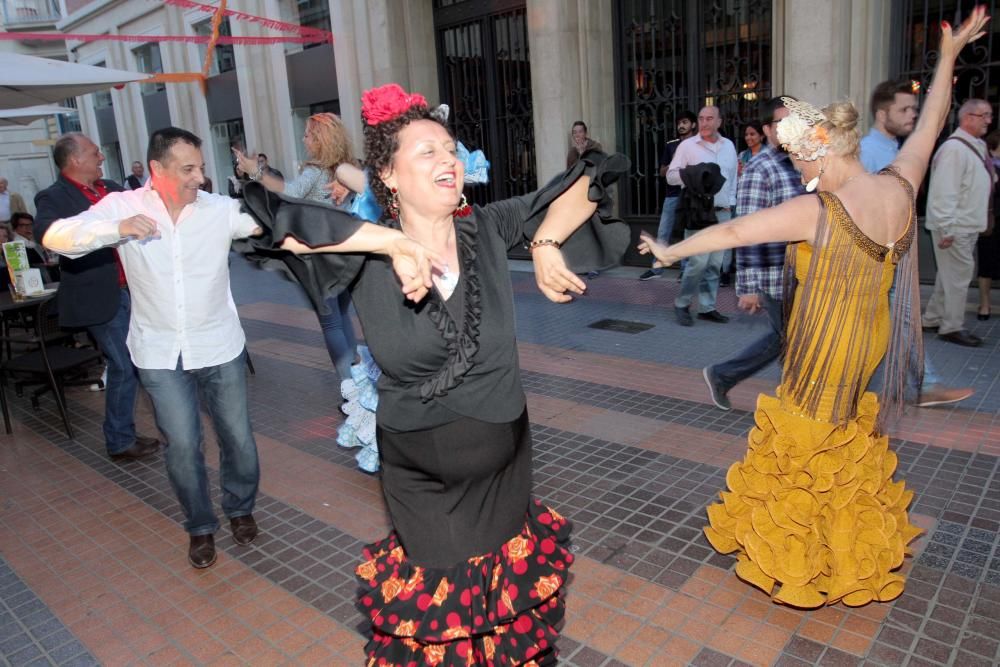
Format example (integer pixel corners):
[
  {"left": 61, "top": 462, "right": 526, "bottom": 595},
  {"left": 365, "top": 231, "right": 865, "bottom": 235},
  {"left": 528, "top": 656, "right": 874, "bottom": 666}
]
[{"left": 34, "top": 133, "right": 159, "bottom": 460}]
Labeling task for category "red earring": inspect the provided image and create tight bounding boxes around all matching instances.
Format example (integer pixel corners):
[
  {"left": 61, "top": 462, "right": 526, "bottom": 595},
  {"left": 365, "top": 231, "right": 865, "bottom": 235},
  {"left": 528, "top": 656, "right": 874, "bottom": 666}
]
[
  {"left": 388, "top": 187, "right": 400, "bottom": 219},
  {"left": 453, "top": 193, "right": 471, "bottom": 218}
]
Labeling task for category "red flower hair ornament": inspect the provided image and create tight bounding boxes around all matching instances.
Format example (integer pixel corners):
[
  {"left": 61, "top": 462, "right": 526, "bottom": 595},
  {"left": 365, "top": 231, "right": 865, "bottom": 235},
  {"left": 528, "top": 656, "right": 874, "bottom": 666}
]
[{"left": 361, "top": 84, "right": 428, "bottom": 126}]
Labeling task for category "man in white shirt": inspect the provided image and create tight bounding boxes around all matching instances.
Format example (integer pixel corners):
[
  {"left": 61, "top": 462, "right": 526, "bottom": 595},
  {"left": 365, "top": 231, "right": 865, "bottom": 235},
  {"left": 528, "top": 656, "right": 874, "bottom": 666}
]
[
  {"left": 666, "top": 106, "right": 738, "bottom": 326},
  {"left": 43, "top": 127, "right": 263, "bottom": 569},
  {"left": 0, "top": 176, "right": 28, "bottom": 225},
  {"left": 922, "top": 99, "right": 994, "bottom": 347}
]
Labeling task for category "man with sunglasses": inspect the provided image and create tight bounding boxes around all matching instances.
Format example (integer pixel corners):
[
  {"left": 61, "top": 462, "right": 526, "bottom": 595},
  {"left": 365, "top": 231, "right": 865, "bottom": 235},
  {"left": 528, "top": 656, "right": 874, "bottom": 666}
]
[{"left": 702, "top": 97, "right": 804, "bottom": 410}]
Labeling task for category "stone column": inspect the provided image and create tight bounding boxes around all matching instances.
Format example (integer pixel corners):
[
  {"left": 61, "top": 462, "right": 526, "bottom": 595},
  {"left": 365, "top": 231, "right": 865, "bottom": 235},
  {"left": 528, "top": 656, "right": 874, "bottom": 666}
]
[
  {"left": 526, "top": 0, "right": 615, "bottom": 182},
  {"left": 776, "top": 0, "right": 893, "bottom": 128},
  {"left": 230, "top": 0, "right": 298, "bottom": 176},
  {"left": 160, "top": 3, "right": 214, "bottom": 177},
  {"left": 105, "top": 27, "right": 149, "bottom": 168},
  {"left": 331, "top": 0, "right": 438, "bottom": 154}
]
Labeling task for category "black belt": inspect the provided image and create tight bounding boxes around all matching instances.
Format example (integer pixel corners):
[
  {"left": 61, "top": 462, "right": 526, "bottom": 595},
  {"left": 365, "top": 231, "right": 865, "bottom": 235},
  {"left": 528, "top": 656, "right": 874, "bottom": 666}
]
[{"left": 714, "top": 206, "right": 730, "bottom": 211}]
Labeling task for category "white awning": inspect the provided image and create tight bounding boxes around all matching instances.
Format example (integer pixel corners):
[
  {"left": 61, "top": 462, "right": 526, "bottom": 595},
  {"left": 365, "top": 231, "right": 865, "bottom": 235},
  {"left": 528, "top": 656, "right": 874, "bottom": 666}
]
[
  {"left": 0, "top": 52, "right": 150, "bottom": 109},
  {"left": 0, "top": 104, "right": 77, "bottom": 126}
]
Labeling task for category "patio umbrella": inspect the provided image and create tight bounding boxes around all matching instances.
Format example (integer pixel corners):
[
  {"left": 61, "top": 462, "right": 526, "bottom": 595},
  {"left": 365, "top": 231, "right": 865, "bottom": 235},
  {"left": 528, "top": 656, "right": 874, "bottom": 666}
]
[
  {"left": 0, "top": 52, "right": 150, "bottom": 109},
  {"left": 0, "top": 104, "right": 77, "bottom": 126}
]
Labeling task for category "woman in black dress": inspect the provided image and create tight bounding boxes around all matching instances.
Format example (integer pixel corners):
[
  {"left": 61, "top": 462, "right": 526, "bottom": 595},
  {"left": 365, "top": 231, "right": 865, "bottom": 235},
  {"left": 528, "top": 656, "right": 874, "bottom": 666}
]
[
  {"left": 238, "top": 84, "right": 628, "bottom": 665},
  {"left": 977, "top": 129, "right": 1000, "bottom": 320}
]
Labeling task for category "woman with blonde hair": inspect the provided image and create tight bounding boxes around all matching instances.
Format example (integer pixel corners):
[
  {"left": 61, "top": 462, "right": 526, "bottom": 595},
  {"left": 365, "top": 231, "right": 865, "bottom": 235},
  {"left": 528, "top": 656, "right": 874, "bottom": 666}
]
[
  {"left": 640, "top": 8, "right": 989, "bottom": 608},
  {"left": 233, "top": 114, "right": 373, "bottom": 422}
]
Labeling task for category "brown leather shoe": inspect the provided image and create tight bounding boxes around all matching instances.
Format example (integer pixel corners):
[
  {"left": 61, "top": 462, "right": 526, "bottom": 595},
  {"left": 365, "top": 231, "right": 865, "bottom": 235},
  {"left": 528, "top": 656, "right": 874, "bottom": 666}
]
[
  {"left": 109, "top": 438, "right": 160, "bottom": 461},
  {"left": 915, "top": 384, "right": 975, "bottom": 408},
  {"left": 230, "top": 515, "right": 258, "bottom": 546},
  {"left": 938, "top": 330, "right": 982, "bottom": 347},
  {"left": 188, "top": 534, "right": 216, "bottom": 569}
]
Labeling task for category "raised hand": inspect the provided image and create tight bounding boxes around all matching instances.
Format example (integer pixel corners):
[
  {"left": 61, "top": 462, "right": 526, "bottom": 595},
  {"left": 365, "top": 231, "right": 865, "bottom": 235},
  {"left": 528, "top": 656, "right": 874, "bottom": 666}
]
[
  {"left": 941, "top": 4, "right": 990, "bottom": 57},
  {"left": 637, "top": 231, "right": 676, "bottom": 267},
  {"left": 231, "top": 147, "right": 258, "bottom": 177},
  {"left": 119, "top": 214, "right": 159, "bottom": 241},
  {"left": 532, "top": 245, "right": 586, "bottom": 303}
]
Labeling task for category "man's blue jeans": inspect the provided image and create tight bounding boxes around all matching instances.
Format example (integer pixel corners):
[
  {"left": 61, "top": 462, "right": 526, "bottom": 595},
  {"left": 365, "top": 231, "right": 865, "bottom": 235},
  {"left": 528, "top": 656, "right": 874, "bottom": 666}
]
[
  {"left": 87, "top": 288, "right": 140, "bottom": 455},
  {"left": 711, "top": 293, "right": 783, "bottom": 392},
  {"left": 675, "top": 211, "right": 730, "bottom": 312},
  {"left": 649, "top": 196, "right": 681, "bottom": 274},
  {"left": 138, "top": 351, "right": 259, "bottom": 536}
]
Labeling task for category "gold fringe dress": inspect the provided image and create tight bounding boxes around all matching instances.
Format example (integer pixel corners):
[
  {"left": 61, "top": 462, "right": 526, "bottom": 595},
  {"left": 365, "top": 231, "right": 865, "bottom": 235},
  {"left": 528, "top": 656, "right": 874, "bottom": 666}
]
[{"left": 704, "top": 169, "right": 924, "bottom": 608}]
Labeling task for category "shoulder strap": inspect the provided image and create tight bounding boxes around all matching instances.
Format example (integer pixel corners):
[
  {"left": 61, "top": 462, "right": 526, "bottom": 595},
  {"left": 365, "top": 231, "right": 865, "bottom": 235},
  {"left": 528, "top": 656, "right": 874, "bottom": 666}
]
[{"left": 945, "top": 136, "right": 994, "bottom": 177}]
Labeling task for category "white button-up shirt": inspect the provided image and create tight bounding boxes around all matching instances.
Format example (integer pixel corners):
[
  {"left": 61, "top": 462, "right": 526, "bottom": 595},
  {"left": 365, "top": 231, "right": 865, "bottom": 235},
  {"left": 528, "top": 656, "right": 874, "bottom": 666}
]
[
  {"left": 666, "top": 133, "right": 739, "bottom": 208},
  {"left": 42, "top": 184, "right": 260, "bottom": 370},
  {"left": 926, "top": 127, "right": 994, "bottom": 236}
]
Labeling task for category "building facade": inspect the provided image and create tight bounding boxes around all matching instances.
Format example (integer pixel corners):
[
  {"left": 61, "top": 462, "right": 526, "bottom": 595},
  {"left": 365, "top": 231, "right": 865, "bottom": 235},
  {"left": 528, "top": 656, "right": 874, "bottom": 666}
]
[{"left": 1, "top": 0, "right": 995, "bottom": 267}]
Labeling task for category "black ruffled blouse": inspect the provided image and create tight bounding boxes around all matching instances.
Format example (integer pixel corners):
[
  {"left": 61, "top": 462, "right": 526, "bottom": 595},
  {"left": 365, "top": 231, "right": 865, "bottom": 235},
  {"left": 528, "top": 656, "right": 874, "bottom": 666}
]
[{"left": 236, "top": 150, "right": 630, "bottom": 432}]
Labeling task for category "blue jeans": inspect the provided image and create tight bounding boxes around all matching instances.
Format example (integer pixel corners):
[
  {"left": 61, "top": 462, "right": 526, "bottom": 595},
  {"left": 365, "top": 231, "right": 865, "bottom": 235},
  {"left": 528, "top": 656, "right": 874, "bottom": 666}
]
[
  {"left": 675, "top": 211, "right": 730, "bottom": 312},
  {"left": 650, "top": 196, "right": 681, "bottom": 274},
  {"left": 656, "top": 196, "right": 680, "bottom": 243},
  {"left": 869, "top": 287, "right": 937, "bottom": 397},
  {"left": 710, "top": 293, "right": 783, "bottom": 392},
  {"left": 138, "top": 351, "right": 259, "bottom": 536},
  {"left": 317, "top": 291, "right": 358, "bottom": 381},
  {"left": 87, "top": 288, "right": 140, "bottom": 455}
]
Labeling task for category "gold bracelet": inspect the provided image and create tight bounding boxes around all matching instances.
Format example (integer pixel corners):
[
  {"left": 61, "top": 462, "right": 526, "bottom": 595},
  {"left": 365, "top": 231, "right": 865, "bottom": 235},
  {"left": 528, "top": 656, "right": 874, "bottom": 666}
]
[{"left": 528, "top": 239, "right": 561, "bottom": 251}]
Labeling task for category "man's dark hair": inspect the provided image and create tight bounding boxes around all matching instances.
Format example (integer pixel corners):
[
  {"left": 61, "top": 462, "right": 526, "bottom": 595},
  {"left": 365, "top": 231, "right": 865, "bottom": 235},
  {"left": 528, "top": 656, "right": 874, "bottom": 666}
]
[
  {"left": 572, "top": 121, "right": 587, "bottom": 132},
  {"left": 11, "top": 212, "right": 34, "bottom": 228},
  {"left": 53, "top": 133, "right": 84, "bottom": 170},
  {"left": 258, "top": 153, "right": 268, "bottom": 161},
  {"left": 147, "top": 127, "right": 202, "bottom": 169},
  {"left": 678, "top": 110, "right": 697, "bottom": 125},
  {"left": 870, "top": 80, "right": 913, "bottom": 119},
  {"left": 131, "top": 161, "right": 142, "bottom": 167},
  {"left": 761, "top": 96, "right": 794, "bottom": 126}
]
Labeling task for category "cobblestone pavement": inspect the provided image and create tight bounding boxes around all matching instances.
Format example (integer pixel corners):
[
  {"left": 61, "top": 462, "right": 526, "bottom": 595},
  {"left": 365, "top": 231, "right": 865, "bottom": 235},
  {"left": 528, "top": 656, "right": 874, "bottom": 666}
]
[{"left": 0, "top": 255, "right": 997, "bottom": 666}]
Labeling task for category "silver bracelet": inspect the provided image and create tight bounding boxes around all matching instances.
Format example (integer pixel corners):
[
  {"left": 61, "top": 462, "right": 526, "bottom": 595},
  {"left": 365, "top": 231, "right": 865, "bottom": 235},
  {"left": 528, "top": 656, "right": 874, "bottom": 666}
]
[{"left": 248, "top": 166, "right": 263, "bottom": 182}]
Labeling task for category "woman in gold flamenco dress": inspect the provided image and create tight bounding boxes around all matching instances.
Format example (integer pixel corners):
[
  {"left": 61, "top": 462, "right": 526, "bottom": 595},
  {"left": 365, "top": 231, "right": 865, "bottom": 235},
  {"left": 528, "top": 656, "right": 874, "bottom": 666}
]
[{"left": 638, "top": 6, "right": 990, "bottom": 609}]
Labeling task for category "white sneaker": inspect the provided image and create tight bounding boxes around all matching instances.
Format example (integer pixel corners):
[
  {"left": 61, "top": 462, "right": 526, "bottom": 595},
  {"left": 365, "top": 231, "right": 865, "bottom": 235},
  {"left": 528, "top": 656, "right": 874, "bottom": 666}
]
[{"left": 89, "top": 366, "right": 107, "bottom": 392}]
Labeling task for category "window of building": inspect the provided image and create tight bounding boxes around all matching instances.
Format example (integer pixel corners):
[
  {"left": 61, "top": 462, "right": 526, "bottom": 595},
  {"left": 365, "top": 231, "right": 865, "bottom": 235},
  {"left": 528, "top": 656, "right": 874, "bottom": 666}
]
[
  {"left": 57, "top": 97, "right": 81, "bottom": 134},
  {"left": 92, "top": 61, "right": 113, "bottom": 109},
  {"left": 210, "top": 119, "right": 246, "bottom": 191},
  {"left": 195, "top": 18, "right": 236, "bottom": 75},
  {"left": 297, "top": 0, "right": 330, "bottom": 48},
  {"left": 133, "top": 43, "right": 166, "bottom": 95},
  {"left": 101, "top": 142, "right": 124, "bottom": 184}
]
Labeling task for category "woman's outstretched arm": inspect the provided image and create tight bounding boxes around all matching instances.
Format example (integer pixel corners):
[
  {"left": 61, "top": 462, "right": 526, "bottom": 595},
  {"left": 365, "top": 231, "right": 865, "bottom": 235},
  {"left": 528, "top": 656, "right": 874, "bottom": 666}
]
[{"left": 638, "top": 193, "right": 821, "bottom": 266}]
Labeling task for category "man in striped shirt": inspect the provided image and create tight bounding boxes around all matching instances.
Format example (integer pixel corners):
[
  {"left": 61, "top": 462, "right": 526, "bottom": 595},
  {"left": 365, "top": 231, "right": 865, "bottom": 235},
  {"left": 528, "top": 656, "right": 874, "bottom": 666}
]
[{"left": 703, "top": 97, "right": 804, "bottom": 410}]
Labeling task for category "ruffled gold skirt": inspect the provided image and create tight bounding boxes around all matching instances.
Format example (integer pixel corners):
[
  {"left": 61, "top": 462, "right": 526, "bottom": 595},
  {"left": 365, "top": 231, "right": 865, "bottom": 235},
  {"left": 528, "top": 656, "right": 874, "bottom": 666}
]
[{"left": 704, "top": 391, "right": 921, "bottom": 608}]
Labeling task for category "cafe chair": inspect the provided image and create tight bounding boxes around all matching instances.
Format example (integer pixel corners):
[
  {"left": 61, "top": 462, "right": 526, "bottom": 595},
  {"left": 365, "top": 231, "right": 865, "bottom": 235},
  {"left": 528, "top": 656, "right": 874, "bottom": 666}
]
[{"left": 0, "top": 298, "right": 103, "bottom": 439}]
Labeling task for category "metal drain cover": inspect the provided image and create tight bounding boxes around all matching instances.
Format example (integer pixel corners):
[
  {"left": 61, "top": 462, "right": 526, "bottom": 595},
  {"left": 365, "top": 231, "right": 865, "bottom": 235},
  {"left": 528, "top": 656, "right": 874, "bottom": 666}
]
[{"left": 587, "top": 319, "right": 654, "bottom": 334}]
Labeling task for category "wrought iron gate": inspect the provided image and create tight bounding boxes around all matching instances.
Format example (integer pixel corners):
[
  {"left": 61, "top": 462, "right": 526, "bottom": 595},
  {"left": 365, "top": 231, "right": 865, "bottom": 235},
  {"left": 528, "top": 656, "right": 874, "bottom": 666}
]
[
  {"left": 434, "top": 0, "right": 536, "bottom": 207},
  {"left": 614, "top": 0, "right": 773, "bottom": 232},
  {"left": 893, "top": 0, "right": 999, "bottom": 123}
]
